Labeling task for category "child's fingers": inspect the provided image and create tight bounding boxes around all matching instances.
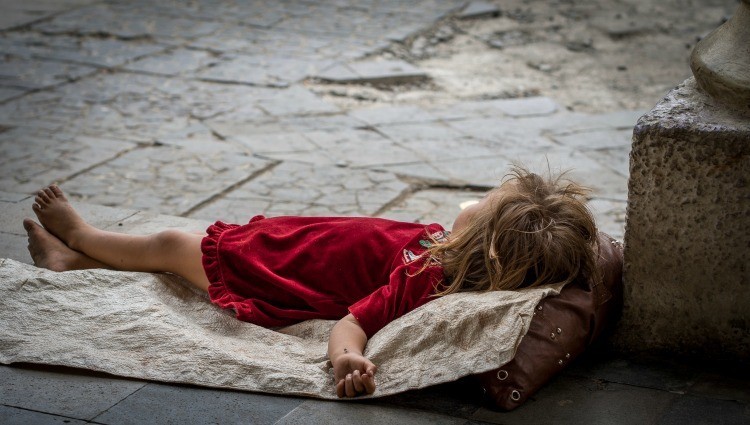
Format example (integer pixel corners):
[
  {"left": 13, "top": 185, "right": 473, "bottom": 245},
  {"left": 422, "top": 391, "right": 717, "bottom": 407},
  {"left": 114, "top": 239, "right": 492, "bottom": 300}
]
[
  {"left": 365, "top": 364, "right": 377, "bottom": 376},
  {"left": 362, "top": 373, "right": 376, "bottom": 394},
  {"left": 351, "top": 370, "right": 365, "bottom": 393},
  {"left": 336, "top": 379, "right": 345, "bottom": 398},
  {"left": 344, "top": 373, "right": 356, "bottom": 397}
]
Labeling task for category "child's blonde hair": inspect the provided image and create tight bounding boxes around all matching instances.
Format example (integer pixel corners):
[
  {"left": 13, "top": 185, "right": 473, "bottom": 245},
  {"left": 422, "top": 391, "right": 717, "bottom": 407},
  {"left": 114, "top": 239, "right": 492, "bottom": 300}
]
[{"left": 430, "top": 166, "right": 599, "bottom": 295}]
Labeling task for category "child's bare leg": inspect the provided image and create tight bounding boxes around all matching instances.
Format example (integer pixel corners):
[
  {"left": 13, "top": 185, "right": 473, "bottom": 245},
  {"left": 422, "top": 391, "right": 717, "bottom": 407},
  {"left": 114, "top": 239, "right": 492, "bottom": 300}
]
[
  {"left": 24, "top": 219, "right": 110, "bottom": 272},
  {"left": 31, "top": 185, "right": 210, "bottom": 292}
]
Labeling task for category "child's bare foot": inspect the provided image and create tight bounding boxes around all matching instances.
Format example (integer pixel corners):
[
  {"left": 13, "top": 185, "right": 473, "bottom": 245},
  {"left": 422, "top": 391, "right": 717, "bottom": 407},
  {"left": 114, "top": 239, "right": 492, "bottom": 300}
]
[
  {"left": 23, "top": 219, "right": 107, "bottom": 272},
  {"left": 31, "top": 185, "right": 90, "bottom": 250}
]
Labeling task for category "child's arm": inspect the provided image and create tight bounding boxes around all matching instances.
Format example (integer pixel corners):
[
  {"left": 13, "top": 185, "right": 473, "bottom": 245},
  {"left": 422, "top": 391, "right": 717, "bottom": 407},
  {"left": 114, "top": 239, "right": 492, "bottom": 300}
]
[{"left": 327, "top": 313, "right": 377, "bottom": 398}]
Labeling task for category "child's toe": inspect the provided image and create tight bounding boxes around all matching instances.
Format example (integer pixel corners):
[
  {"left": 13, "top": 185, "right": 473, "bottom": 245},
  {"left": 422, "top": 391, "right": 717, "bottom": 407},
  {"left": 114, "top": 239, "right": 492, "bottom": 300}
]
[{"left": 50, "top": 184, "right": 64, "bottom": 198}]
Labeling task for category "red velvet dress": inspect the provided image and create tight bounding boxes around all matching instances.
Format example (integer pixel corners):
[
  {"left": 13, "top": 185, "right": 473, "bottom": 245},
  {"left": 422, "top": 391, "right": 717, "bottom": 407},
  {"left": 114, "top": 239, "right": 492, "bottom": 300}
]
[{"left": 201, "top": 215, "right": 447, "bottom": 337}]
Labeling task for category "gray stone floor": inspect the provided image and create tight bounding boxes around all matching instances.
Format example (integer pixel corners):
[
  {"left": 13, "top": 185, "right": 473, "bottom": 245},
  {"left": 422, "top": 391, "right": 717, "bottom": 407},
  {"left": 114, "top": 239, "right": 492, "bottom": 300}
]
[{"left": 0, "top": 0, "right": 748, "bottom": 423}]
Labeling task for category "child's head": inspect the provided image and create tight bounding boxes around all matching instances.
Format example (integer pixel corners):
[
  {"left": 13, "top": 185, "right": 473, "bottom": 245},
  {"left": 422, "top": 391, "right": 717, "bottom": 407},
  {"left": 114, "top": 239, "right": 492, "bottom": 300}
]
[{"left": 432, "top": 165, "right": 599, "bottom": 295}]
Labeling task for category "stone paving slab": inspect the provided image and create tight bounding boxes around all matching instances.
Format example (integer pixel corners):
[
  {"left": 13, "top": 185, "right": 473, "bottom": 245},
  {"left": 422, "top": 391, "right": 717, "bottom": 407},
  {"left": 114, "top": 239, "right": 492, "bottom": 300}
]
[
  {"left": 688, "top": 373, "right": 750, "bottom": 404},
  {"left": 444, "top": 117, "right": 561, "bottom": 150},
  {"left": 657, "top": 395, "right": 749, "bottom": 425},
  {"left": 92, "top": 382, "right": 305, "bottom": 425},
  {"left": 0, "top": 87, "right": 24, "bottom": 102},
  {"left": 0, "top": 31, "right": 166, "bottom": 68},
  {"left": 302, "top": 128, "right": 418, "bottom": 167},
  {"left": 348, "top": 105, "right": 439, "bottom": 126},
  {"left": 32, "top": 3, "right": 223, "bottom": 43},
  {"left": 61, "top": 144, "right": 273, "bottom": 215},
  {"left": 377, "top": 188, "right": 481, "bottom": 230},
  {"left": 0, "top": 404, "right": 88, "bottom": 425},
  {"left": 256, "top": 86, "right": 341, "bottom": 117},
  {"left": 551, "top": 128, "right": 632, "bottom": 150},
  {"left": 376, "top": 121, "right": 498, "bottom": 162},
  {"left": 316, "top": 60, "right": 428, "bottom": 85},
  {"left": 0, "top": 365, "right": 146, "bottom": 421},
  {"left": 581, "top": 145, "right": 631, "bottom": 178},
  {"left": 459, "top": 1, "right": 502, "bottom": 20},
  {"left": 123, "top": 47, "right": 219, "bottom": 77},
  {"left": 0, "top": 56, "right": 97, "bottom": 90},
  {"left": 124, "top": 0, "right": 287, "bottom": 29},
  {"left": 189, "top": 162, "right": 409, "bottom": 222},
  {"left": 0, "top": 128, "right": 136, "bottom": 194},
  {"left": 0, "top": 0, "right": 97, "bottom": 30},
  {"left": 471, "top": 375, "right": 679, "bottom": 425},
  {"left": 585, "top": 199, "right": 627, "bottom": 241},
  {"left": 187, "top": 27, "right": 344, "bottom": 60},
  {"left": 275, "top": 399, "right": 467, "bottom": 425},
  {"left": 197, "top": 55, "right": 336, "bottom": 87},
  {"left": 0, "top": 231, "right": 29, "bottom": 263},
  {"left": 0, "top": 74, "right": 280, "bottom": 142}
]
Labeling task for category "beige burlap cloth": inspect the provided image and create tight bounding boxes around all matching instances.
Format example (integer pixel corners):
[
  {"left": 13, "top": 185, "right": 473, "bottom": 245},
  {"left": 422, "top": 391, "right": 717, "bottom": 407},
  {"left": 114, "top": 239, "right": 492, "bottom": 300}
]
[{"left": 0, "top": 258, "right": 560, "bottom": 399}]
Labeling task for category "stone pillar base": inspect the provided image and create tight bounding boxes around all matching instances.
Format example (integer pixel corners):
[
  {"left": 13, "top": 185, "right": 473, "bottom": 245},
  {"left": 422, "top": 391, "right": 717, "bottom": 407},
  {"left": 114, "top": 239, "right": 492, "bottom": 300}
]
[{"left": 616, "top": 77, "right": 750, "bottom": 361}]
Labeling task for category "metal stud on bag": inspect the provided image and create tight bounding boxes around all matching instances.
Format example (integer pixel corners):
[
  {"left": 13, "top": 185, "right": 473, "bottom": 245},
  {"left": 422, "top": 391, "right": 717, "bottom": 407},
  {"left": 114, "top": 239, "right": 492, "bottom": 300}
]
[
  {"left": 496, "top": 370, "right": 508, "bottom": 380},
  {"left": 510, "top": 390, "right": 521, "bottom": 401}
]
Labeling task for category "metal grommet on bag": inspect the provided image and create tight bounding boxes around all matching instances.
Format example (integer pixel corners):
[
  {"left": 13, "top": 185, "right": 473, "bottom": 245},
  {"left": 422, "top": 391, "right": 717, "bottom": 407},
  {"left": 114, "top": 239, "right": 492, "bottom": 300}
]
[
  {"left": 565, "top": 353, "right": 570, "bottom": 359},
  {"left": 550, "top": 332, "right": 556, "bottom": 339},
  {"left": 510, "top": 390, "right": 521, "bottom": 401},
  {"left": 496, "top": 370, "right": 509, "bottom": 380},
  {"left": 558, "top": 359, "right": 564, "bottom": 365},
  {"left": 557, "top": 327, "right": 562, "bottom": 334}
]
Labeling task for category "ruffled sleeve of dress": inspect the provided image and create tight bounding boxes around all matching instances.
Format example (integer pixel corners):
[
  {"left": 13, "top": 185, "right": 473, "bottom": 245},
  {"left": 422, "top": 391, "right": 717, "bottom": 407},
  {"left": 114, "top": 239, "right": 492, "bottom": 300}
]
[{"left": 348, "top": 224, "right": 446, "bottom": 339}]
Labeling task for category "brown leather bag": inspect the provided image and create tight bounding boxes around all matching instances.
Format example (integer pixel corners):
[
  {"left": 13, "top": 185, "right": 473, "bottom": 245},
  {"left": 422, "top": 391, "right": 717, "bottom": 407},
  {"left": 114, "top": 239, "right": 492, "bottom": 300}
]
[{"left": 474, "top": 232, "right": 624, "bottom": 410}]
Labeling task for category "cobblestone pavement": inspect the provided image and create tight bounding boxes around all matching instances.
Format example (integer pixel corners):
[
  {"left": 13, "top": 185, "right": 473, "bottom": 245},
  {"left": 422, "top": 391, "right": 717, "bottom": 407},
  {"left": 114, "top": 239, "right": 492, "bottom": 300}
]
[{"left": 1, "top": 1, "right": 747, "bottom": 424}]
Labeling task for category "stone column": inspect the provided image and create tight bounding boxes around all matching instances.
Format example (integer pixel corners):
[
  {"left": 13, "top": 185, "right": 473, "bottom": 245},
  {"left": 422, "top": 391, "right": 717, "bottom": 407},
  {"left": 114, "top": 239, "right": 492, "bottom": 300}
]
[
  {"left": 617, "top": 2, "right": 750, "bottom": 361},
  {"left": 690, "top": 0, "right": 750, "bottom": 116}
]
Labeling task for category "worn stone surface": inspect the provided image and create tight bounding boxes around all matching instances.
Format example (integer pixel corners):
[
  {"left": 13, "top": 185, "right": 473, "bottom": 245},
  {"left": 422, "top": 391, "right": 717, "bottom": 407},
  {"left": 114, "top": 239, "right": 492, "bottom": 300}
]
[
  {"left": 471, "top": 376, "right": 679, "bottom": 425},
  {"left": 459, "top": 1, "right": 501, "bottom": 20},
  {"left": 0, "top": 365, "right": 146, "bottom": 420},
  {"left": 0, "top": 32, "right": 166, "bottom": 68},
  {"left": 0, "top": 56, "right": 97, "bottom": 90},
  {"left": 124, "top": 48, "right": 219, "bottom": 76},
  {"left": 0, "top": 128, "right": 136, "bottom": 194},
  {"left": 0, "top": 0, "right": 97, "bottom": 30},
  {"left": 61, "top": 144, "right": 272, "bottom": 214},
  {"left": 0, "top": 404, "right": 86, "bottom": 424},
  {"left": 690, "top": 0, "right": 750, "bottom": 115},
  {"left": 378, "top": 188, "right": 481, "bottom": 230},
  {"left": 189, "top": 162, "right": 409, "bottom": 222},
  {"left": 620, "top": 78, "right": 750, "bottom": 360},
  {"left": 316, "top": 60, "right": 428, "bottom": 84},
  {"left": 93, "top": 383, "right": 305, "bottom": 425},
  {"left": 198, "top": 55, "right": 335, "bottom": 87},
  {"left": 276, "top": 400, "right": 467, "bottom": 425},
  {"left": 33, "top": 3, "right": 222, "bottom": 42}
]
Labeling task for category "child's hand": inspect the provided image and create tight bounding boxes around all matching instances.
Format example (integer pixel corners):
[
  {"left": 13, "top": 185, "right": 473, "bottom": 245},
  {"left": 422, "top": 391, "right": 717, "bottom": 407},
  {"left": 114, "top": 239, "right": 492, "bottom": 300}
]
[{"left": 332, "top": 352, "right": 377, "bottom": 398}]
